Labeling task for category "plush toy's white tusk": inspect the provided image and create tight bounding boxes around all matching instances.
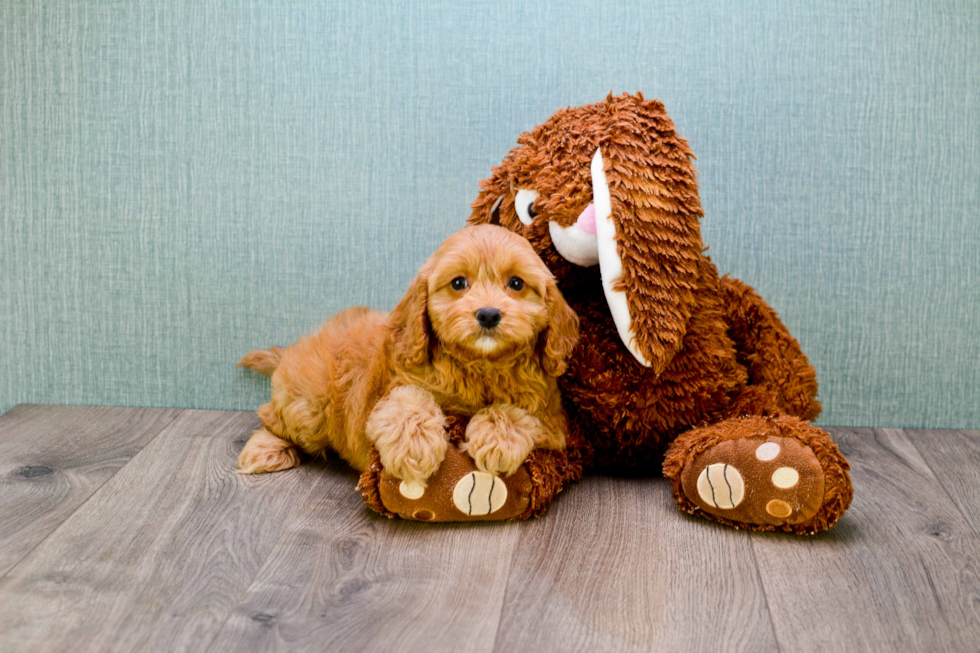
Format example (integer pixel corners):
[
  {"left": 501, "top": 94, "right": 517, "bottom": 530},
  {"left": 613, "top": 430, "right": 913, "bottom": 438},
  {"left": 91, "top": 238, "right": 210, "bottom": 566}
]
[{"left": 592, "top": 147, "right": 651, "bottom": 367}]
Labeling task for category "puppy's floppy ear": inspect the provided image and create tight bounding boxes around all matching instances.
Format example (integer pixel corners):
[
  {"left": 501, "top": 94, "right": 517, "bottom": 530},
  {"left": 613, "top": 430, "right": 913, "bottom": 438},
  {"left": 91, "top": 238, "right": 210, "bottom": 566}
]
[
  {"left": 538, "top": 281, "right": 579, "bottom": 377},
  {"left": 389, "top": 268, "right": 431, "bottom": 369}
]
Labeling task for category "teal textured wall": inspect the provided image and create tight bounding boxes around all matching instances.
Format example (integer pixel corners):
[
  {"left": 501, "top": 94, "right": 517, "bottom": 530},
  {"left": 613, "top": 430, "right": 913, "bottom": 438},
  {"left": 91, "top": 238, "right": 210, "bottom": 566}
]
[{"left": 2, "top": 1, "right": 978, "bottom": 427}]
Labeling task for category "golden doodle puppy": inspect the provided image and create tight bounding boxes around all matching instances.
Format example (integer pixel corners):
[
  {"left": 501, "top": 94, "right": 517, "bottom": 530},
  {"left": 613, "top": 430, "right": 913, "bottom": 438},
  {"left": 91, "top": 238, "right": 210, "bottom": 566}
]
[{"left": 237, "top": 225, "right": 579, "bottom": 492}]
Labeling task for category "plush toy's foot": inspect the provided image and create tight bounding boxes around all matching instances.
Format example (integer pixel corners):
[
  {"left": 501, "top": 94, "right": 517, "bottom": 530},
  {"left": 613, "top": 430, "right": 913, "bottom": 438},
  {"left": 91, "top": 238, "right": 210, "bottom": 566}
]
[
  {"left": 358, "top": 415, "right": 579, "bottom": 522},
  {"left": 362, "top": 444, "right": 534, "bottom": 522},
  {"left": 663, "top": 415, "right": 852, "bottom": 534}
]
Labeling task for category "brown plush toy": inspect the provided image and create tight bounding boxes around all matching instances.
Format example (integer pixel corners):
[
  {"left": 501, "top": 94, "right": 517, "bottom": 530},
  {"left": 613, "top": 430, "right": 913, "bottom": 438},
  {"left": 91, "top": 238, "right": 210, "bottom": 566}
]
[{"left": 360, "top": 93, "right": 852, "bottom": 534}]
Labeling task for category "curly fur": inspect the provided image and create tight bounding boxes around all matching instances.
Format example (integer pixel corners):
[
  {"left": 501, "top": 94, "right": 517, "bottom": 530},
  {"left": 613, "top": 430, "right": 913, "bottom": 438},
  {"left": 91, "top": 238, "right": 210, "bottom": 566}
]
[
  {"left": 365, "top": 385, "right": 448, "bottom": 486},
  {"left": 462, "top": 405, "right": 542, "bottom": 477},
  {"left": 238, "top": 225, "right": 579, "bottom": 487}
]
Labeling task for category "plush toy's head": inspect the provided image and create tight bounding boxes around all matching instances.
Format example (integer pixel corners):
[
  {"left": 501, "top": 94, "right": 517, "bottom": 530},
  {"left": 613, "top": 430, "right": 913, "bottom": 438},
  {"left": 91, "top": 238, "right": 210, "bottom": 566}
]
[{"left": 469, "top": 93, "right": 705, "bottom": 375}]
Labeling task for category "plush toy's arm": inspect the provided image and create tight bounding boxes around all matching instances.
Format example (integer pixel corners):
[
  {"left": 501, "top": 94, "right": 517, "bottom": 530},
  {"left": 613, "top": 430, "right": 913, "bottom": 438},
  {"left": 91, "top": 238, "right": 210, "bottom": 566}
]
[{"left": 718, "top": 276, "right": 821, "bottom": 421}]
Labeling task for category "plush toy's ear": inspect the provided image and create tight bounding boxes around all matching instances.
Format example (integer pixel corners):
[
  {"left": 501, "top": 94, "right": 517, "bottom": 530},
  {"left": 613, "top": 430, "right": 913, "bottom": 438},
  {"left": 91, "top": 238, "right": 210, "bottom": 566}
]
[
  {"left": 486, "top": 195, "right": 504, "bottom": 226},
  {"left": 388, "top": 268, "right": 431, "bottom": 369},
  {"left": 538, "top": 281, "right": 579, "bottom": 377},
  {"left": 470, "top": 164, "right": 512, "bottom": 228},
  {"left": 593, "top": 99, "right": 704, "bottom": 375}
]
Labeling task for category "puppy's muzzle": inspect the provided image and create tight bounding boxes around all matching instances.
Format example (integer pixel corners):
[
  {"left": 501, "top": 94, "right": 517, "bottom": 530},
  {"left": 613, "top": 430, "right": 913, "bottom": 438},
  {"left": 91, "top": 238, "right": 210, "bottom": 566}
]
[{"left": 475, "top": 307, "right": 502, "bottom": 329}]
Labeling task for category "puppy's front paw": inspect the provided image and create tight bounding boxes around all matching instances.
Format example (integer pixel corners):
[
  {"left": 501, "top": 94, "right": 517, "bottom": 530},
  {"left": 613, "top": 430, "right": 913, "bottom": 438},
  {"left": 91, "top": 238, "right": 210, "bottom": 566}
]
[
  {"left": 463, "top": 405, "right": 541, "bottom": 477},
  {"left": 366, "top": 386, "right": 448, "bottom": 486}
]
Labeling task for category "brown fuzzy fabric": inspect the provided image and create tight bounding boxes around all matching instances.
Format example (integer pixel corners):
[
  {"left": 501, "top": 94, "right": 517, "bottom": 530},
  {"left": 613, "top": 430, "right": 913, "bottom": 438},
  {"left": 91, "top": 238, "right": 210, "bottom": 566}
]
[
  {"left": 357, "top": 447, "right": 398, "bottom": 519},
  {"left": 456, "top": 92, "right": 854, "bottom": 533},
  {"left": 514, "top": 415, "right": 590, "bottom": 519},
  {"left": 663, "top": 416, "right": 852, "bottom": 534}
]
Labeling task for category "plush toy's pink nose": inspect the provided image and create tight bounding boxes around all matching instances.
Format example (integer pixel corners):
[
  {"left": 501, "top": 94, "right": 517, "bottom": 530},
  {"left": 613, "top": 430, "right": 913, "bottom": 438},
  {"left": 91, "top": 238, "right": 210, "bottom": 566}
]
[{"left": 576, "top": 203, "right": 597, "bottom": 235}]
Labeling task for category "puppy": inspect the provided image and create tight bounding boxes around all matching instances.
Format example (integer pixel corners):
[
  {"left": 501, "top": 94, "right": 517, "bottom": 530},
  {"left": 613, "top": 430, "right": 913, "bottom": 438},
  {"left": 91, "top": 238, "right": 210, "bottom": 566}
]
[{"left": 236, "top": 224, "right": 579, "bottom": 490}]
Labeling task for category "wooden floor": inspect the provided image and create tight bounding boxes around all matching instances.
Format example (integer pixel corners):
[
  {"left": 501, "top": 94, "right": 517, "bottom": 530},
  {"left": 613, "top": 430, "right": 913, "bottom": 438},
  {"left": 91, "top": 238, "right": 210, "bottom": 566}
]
[{"left": 0, "top": 405, "right": 977, "bottom": 652}]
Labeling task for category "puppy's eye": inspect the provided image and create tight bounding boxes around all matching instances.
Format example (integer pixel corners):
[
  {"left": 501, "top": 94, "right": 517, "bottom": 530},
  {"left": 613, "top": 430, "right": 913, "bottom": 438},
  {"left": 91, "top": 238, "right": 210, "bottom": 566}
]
[
  {"left": 451, "top": 276, "right": 468, "bottom": 291},
  {"left": 514, "top": 189, "right": 539, "bottom": 226},
  {"left": 508, "top": 276, "right": 525, "bottom": 291}
]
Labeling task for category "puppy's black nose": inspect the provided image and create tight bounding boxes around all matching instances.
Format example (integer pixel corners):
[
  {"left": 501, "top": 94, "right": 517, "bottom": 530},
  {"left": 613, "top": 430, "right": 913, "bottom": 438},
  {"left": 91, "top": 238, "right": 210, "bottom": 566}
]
[{"left": 476, "top": 307, "right": 502, "bottom": 329}]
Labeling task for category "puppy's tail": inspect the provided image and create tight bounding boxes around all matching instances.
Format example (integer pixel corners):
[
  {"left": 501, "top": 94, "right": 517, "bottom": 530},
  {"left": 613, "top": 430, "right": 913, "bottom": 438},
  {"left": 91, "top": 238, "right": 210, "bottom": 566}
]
[{"left": 237, "top": 347, "right": 285, "bottom": 377}]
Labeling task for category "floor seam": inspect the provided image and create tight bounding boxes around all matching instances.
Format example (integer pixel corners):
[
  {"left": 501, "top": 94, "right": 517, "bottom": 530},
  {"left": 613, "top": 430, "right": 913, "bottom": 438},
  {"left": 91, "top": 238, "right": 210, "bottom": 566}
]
[
  {"left": 748, "top": 538, "right": 785, "bottom": 653},
  {"left": 488, "top": 523, "right": 524, "bottom": 653}
]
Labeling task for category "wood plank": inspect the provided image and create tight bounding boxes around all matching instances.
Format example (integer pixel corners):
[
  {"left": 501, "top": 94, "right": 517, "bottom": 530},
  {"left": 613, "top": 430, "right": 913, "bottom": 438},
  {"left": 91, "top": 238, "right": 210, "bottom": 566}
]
[
  {"left": 0, "top": 404, "right": 180, "bottom": 577},
  {"left": 752, "top": 428, "right": 980, "bottom": 652},
  {"left": 0, "top": 409, "right": 331, "bottom": 652},
  {"left": 907, "top": 429, "right": 980, "bottom": 534},
  {"left": 209, "top": 468, "right": 521, "bottom": 653},
  {"left": 4, "top": 407, "right": 978, "bottom": 652},
  {"left": 493, "top": 476, "right": 779, "bottom": 653}
]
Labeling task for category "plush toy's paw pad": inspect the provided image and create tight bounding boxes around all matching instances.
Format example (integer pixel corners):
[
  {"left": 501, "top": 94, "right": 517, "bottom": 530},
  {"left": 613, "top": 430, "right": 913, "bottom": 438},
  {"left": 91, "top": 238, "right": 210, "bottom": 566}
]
[
  {"left": 452, "top": 471, "right": 509, "bottom": 516},
  {"left": 398, "top": 480, "right": 426, "bottom": 500},
  {"left": 378, "top": 445, "right": 531, "bottom": 522},
  {"left": 682, "top": 437, "right": 825, "bottom": 527}
]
